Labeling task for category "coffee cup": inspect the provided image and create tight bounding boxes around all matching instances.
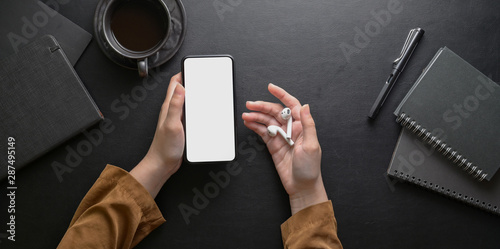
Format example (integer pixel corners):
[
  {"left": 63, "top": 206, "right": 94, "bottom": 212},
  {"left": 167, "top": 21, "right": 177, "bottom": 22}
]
[{"left": 95, "top": 0, "right": 171, "bottom": 77}]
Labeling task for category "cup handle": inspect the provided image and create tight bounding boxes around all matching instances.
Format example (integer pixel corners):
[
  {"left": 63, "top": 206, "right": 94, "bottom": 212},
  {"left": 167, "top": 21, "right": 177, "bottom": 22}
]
[{"left": 138, "top": 58, "right": 148, "bottom": 77}]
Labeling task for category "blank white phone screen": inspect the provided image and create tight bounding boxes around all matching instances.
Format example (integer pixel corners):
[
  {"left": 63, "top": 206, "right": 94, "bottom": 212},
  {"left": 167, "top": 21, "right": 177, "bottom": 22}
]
[{"left": 184, "top": 56, "right": 235, "bottom": 162}]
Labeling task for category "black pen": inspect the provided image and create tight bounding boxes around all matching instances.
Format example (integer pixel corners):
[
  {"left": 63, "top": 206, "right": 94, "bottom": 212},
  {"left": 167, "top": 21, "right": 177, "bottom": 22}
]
[{"left": 368, "top": 28, "right": 425, "bottom": 119}]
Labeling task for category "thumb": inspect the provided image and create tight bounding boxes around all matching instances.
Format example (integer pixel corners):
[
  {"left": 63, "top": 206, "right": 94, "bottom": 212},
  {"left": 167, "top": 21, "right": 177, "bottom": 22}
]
[
  {"left": 164, "top": 84, "right": 185, "bottom": 125},
  {"left": 300, "top": 104, "right": 319, "bottom": 146}
]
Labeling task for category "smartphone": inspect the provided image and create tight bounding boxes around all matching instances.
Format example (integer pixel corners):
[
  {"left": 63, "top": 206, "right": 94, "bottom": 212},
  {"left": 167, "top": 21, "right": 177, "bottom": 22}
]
[{"left": 182, "top": 55, "right": 237, "bottom": 163}]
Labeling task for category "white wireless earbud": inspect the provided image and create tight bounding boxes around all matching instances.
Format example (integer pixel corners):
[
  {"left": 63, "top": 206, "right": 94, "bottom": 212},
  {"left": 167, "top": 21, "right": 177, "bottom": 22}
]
[
  {"left": 267, "top": 125, "right": 294, "bottom": 146},
  {"left": 281, "top": 108, "right": 292, "bottom": 139},
  {"left": 266, "top": 107, "right": 294, "bottom": 146}
]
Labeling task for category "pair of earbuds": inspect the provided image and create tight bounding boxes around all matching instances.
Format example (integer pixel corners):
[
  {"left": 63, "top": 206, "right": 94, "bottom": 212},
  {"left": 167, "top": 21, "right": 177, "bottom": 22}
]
[{"left": 267, "top": 108, "right": 294, "bottom": 146}]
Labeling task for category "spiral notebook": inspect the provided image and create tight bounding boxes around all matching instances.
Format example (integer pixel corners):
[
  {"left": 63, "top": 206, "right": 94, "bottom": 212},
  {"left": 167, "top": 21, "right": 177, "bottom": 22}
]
[
  {"left": 394, "top": 47, "right": 500, "bottom": 182},
  {"left": 387, "top": 129, "right": 500, "bottom": 215}
]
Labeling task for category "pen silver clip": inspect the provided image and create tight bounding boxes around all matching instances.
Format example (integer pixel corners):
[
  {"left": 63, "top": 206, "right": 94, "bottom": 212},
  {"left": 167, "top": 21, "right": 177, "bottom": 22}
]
[{"left": 393, "top": 28, "right": 418, "bottom": 65}]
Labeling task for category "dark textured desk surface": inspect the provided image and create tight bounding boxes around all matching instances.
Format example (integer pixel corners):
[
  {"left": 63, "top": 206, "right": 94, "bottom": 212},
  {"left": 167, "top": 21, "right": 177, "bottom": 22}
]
[{"left": 1, "top": 0, "right": 499, "bottom": 248}]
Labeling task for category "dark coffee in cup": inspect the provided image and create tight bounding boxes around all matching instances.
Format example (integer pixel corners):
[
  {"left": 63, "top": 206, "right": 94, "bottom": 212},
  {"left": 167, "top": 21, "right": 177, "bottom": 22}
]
[
  {"left": 95, "top": 0, "right": 171, "bottom": 77},
  {"left": 110, "top": 0, "right": 168, "bottom": 52}
]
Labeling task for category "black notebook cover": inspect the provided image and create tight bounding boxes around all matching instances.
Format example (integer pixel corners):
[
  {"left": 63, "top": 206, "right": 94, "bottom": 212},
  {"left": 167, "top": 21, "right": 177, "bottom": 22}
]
[
  {"left": 394, "top": 47, "right": 500, "bottom": 181},
  {"left": 0, "top": 0, "right": 92, "bottom": 65},
  {"left": 0, "top": 35, "right": 103, "bottom": 181},
  {"left": 387, "top": 129, "right": 500, "bottom": 216}
]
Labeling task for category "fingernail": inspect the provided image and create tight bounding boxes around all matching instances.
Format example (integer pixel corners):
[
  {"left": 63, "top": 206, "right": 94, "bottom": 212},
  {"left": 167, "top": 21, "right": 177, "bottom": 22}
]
[
  {"left": 303, "top": 104, "right": 310, "bottom": 115},
  {"left": 174, "top": 84, "right": 184, "bottom": 96}
]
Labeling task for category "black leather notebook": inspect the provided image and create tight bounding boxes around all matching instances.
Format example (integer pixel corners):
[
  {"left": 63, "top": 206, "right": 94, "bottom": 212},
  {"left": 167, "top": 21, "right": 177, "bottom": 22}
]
[
  {"left": 387, "top": 129, "right": 500, "bottom": 216},
  {"left": 0, "top": 0, "right": 92, "bottom": 65},
  {"left": 394, "top": 47, "right": 500, "bottom": 181},
  {"left": 0, "top": 35, "right": 103, "bottom": 181}
]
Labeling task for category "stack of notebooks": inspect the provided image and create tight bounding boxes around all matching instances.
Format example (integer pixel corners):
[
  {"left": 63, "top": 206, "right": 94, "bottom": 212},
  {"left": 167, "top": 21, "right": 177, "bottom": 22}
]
[
  {"left": 0, "top": 35, "right": 103, "bottom": 181},
  {"left": 0, "top": 0, "right": 100, "bottom": 181},
  {"left": 387, "top": 47, "right": 500, "bottom": 214}
]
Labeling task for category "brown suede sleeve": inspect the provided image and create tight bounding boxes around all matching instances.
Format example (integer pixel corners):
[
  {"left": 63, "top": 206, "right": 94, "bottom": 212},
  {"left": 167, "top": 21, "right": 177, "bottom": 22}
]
[
  {"left": 57, "top": 165, "right": 165, "bottom": 249},
  {"left": 281, "top": 201, "right": 343, "bottom": 249}
]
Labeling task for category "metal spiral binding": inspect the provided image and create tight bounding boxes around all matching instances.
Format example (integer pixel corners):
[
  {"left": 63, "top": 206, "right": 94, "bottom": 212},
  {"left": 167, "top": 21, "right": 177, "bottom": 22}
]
[
  {"left": 391, "top": 169, "right": 498, "bottom": 215},
  {"left": 396, "top": 113, "right": 488, "bottom": 181}
]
